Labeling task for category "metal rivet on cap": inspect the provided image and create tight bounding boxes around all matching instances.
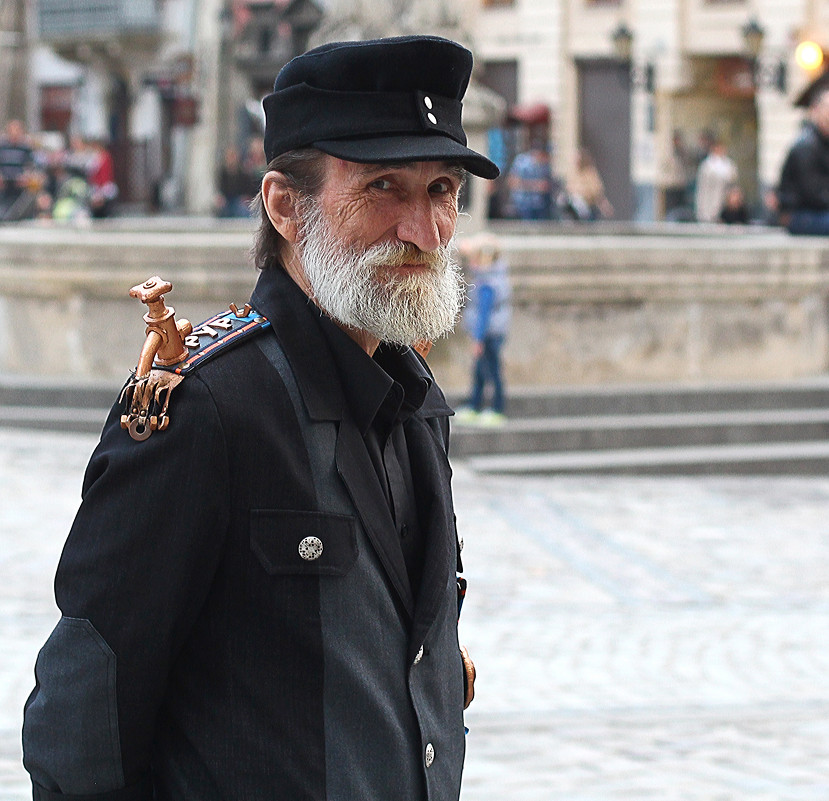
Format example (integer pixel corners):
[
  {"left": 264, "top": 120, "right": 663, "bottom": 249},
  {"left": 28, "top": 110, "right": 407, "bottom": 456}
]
[
  {"left": 424, "top": 96, "right": 433, "bottom": 109},
  {"left": 425, "top": 742, "right": 435, "bottom": 767},
  {"left": 427, "top": 113, "right": 437, "bottom": 125},
  {"left": 298, "top": 536, "right": 323, "bottom": 561},
  {"left": 413, "top": 645, "right": 424, "bottom": 665}
]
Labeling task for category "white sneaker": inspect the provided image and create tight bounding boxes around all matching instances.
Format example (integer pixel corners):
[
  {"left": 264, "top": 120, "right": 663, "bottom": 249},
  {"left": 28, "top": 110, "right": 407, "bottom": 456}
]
[
  {"left": 478, "top": 409, "right": 506, "bottom": 427},
  {"left": 454, "top": 407, "right": 480, "bottom": 425}
]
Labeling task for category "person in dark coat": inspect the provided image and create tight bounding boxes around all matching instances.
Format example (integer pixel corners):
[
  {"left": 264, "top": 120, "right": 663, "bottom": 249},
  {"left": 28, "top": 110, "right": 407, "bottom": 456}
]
[
  {"left": 22, "top": 35, "right": 499, "bottom": 801},
  {"left": 778, "top": 88, "right": 829, "bottom": 235}
]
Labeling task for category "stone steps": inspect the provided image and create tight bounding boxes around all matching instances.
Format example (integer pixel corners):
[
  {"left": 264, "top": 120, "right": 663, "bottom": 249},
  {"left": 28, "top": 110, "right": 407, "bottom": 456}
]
[
  {"left": 449, "top": 379, "right": 829, "bottom": 474},
  {"left": 464, "top": 441, "right": 829, "bottom": 475},
  {"left": 0, "top": 377, "right": 119, "bottom": 435},
  {"left": 4, "top": 377, "right": 829, "bottom": 474}
]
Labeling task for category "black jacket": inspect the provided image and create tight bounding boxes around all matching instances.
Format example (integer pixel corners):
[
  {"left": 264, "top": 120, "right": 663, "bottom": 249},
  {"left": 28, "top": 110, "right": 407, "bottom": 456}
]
[
  {"left": 778, "top": 121, "right": 829, "bottom": 212},
  {"left": 23, "top": 268, "right": 466, "bottom": 801}
]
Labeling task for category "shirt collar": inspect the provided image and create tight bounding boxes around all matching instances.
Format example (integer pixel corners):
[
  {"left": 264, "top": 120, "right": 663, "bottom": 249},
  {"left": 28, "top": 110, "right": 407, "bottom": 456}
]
[{"left": 315, "top": 312, "right": 433, "bottom": 436}]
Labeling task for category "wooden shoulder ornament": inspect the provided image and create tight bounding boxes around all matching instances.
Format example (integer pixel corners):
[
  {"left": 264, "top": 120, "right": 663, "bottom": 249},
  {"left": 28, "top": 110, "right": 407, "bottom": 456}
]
[{"left": 119, "top": 276, "right": 269, "bottom": 441}]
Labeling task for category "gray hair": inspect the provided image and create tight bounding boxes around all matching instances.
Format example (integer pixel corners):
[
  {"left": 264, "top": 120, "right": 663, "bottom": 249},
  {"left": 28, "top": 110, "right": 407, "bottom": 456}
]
[{"left": 251, "top": 148, "right": 328, "bottom": 272}]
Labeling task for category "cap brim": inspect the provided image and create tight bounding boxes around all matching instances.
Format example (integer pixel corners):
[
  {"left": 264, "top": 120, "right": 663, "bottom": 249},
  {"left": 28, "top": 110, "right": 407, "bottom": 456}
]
[{"left": 313, "top": 133, "right": 500, "bottom": 179}]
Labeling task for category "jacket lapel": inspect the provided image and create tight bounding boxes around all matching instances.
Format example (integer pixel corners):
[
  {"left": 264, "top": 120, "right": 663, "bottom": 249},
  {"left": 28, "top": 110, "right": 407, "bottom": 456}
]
[
  {"left": 335, "top": 423, "right": 415, "bottom": 616},
  {"left": 405, "top": 413, "right": 455, "bottom": 655}
]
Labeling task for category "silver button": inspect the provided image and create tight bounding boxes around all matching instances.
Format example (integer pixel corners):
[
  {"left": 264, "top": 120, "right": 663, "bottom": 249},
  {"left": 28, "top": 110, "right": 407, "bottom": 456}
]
[
  {"left": 424, "top": 95, "right": 433, "bottom": 109},
  {"left": 413, "top": 645, "right": 424, "bottom": 665},
  {"left": 427, "top": 112, "right": 437, "bottom": 125},
  {"left": 425, "top": 742, "right": 435, "bottom": 767},
  {"left": 458, "top": 534, "right": 464, "bottom": 552},
  {"left": 298, "top": 536, "right": 323, "bottom": 561}
]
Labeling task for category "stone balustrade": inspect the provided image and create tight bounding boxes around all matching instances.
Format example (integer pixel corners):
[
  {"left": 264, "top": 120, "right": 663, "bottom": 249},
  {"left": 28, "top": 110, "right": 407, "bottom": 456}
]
[{"left": 1, "top": 220, "right": 828, "bottom": 392}]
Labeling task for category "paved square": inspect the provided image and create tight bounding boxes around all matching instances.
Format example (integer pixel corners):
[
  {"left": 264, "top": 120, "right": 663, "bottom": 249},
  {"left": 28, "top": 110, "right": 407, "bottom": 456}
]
[{"left": 2, "top": 428, "right": 829, "bottom": 799}]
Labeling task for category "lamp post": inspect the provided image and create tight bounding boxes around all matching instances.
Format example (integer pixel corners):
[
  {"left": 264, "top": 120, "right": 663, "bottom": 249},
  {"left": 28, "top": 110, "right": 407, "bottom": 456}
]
[
  {"left": 611, "top": 22, "right": 655, "bottom": 94},
  {"left": 741, "top": 17, "right": 787, "bottom": 93},
  {"left": 611, "top": 22, "right": 633, "bottom": 63}
]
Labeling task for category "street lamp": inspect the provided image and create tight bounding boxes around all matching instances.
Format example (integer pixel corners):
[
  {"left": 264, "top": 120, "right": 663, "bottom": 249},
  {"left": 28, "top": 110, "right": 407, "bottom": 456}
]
[
  {"left": 741, "top": 17, "right": 787, "bottom": 93},
  {"left": 741, "top": 18, "right": 764, "bottom": 60},
  {"left": 795, "top": 40, "right": 824, "bottom": 73},
  {"left": 610, "top": 22, "right": 655, "bottom": 93},
  {"left": 611, "top": 22, "right": 633, "bottom": 62}
]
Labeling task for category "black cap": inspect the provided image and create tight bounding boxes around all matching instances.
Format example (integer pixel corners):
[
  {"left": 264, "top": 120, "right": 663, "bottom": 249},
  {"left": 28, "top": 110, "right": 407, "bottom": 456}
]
[{"left": 262, "top": 35, "right": 499, "bottom": 179}]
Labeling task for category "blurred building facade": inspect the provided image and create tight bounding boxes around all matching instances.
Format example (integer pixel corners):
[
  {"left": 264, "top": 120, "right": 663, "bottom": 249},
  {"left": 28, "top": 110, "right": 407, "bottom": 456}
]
[
  {"left": 24, "top": 0, "right": 324, "bottom": 213},
  {"left": 470, "top": 0, "right": 829, "bottom": 220},
  {"left": 10, "top": 0, "right": 829, "bottom": 219}
]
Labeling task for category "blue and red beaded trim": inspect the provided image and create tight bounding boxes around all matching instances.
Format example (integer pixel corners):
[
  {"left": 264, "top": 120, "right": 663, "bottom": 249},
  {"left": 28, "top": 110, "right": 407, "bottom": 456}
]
[{"left": 158, "top": 307, "right": 271, "bottom": 375}]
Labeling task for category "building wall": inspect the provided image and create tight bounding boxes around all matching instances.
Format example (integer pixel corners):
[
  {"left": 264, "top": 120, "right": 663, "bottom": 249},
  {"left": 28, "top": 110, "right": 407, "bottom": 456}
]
[
  {"left": 471, "top": 0, "right": 829, "bottom": 220},
  {"left": 474, "top": 1, "right": 560, "bottom": 103}
]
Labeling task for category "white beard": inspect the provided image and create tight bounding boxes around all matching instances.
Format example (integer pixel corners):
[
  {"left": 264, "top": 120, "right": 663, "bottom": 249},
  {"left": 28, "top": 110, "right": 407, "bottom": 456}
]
[{"left": 296, "top": 198, "right": 465, "bottom": 348}]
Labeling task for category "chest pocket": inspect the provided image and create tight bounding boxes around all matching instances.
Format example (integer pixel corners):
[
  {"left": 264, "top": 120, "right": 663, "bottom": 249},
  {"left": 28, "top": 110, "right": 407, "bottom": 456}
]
[{"left": 250, "top": 509, "right": 358, "bottom": 576}]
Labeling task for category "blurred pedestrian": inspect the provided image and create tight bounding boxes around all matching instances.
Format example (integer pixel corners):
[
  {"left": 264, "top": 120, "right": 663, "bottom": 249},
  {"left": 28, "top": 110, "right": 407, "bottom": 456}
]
[
  {"left": 457, "top": 232, "right": 511, "bottom": 426},
  {"left": 757, "top": 188, "right": 781, "bottom": 227},
  {"left": 0, "top": 119, "right": 36, "bottom": 220},
  {"left": 565, "top": 148, "right": 613, "bottom": 221},
  {"left": 243, "top": 136, "right": 267, "bottom": 185},
  {"left": 507, "top": 144, "right": 556, "bottom": 220},
  {"left": 719, "top": 184, "right": 749, "bottom": 225},
  {"left": 52, "top": 172, "right": 91, "bottom": 223},
  {"left": 88, "top": 140, "right": 118, "bottom": 218},
  {"left": 694, "top": 139, "right": 737, "bottom": 222},
  {"left": 777, "top": 88, "right": 829, "bottom": 235},
  {"left": 215, "top": 145, "right": 256, "bottom": 217},
  {"left": 661, "top": 130, "right": 694, "bottom": 220}
]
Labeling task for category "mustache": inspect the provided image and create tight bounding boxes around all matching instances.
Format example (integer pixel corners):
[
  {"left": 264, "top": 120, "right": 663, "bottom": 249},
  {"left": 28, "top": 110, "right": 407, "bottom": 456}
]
[{"left": 359, "top": 240, "right": 450, "bottom": 270}]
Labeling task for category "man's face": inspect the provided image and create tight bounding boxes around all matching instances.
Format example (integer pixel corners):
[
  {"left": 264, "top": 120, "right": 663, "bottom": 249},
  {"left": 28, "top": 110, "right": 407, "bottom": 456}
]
[
  {"left": 315, "top": 156, "right": 461, "bottom": 255},
  {"left": 295, "top": 156, "right": 466, "bottom": 347}
]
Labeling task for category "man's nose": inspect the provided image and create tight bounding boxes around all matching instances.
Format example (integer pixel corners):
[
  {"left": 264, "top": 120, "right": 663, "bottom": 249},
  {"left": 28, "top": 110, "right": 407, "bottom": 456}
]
[{"left": 395, "top": 196, "right": 442, "bottom": 252}]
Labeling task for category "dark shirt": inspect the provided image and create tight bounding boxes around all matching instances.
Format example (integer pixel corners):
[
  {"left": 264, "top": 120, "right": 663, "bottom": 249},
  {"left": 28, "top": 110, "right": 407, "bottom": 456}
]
[
  {"left": 0, "top": 138, "right": 33, "bottom": 184},
  {"left": 778, "top": 122, "right": 829, "bottom": 212},
  {"left": 218, "top": 165, "right": 257, "bottom": 200},
  {"left": 315, "top": 312, "right": 430, "bottom": 594},
  {"left": 719, "top": 204, "right": 749, "bottom": 225}
]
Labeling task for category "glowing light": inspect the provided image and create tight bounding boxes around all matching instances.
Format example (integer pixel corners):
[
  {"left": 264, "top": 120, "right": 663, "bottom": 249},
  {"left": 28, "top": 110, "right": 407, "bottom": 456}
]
[{"left": 796, "top": 40, "right": 824, "bottom": 72}]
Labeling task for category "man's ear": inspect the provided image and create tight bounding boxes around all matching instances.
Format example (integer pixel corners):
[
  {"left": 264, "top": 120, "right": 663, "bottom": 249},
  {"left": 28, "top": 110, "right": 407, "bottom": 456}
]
[{"left": 262, "top": 171, "right": 300, "bottom": 243}]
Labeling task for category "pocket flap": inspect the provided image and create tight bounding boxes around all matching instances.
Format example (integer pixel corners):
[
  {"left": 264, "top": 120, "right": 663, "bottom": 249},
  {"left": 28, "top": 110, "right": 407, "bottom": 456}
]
[{"left": 250, "top": 509, "right": 358, "bottom": 576}]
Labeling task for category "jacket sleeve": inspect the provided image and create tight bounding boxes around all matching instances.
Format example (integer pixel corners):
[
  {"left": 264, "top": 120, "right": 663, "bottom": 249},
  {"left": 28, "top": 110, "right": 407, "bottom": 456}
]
[{"left": 22, "top": 375, "right": 231, "bottom": 799}]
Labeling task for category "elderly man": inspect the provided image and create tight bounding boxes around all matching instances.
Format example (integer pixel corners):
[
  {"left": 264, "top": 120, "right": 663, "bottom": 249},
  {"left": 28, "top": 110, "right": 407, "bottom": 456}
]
[{"left": 22, "top": 36, "right": 498, "bottom": 801}]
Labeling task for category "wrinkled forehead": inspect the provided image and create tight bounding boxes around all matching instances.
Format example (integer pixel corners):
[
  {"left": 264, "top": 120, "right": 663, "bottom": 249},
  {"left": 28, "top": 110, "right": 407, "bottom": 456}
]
[{"left": 321, "top": 156, "right": 466, "bottom": 185}]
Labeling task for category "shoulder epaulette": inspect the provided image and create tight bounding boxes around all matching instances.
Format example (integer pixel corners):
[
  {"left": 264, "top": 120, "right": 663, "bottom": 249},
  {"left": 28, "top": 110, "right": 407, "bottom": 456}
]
[
  {"left": 120, "top": 296, "right": 270, "bottom": 442},
  {"left": 163, "top": 304, "right": 271, "bottom": 375}
]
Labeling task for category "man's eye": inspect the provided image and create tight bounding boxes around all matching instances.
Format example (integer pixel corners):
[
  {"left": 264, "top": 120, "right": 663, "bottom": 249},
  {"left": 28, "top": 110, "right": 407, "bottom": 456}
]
[
  {"left": 370, "top": 179, "right": 393, "bottom": 190},
  {"left": 430, "top": 181, "right": 453, "bottom": 195}
]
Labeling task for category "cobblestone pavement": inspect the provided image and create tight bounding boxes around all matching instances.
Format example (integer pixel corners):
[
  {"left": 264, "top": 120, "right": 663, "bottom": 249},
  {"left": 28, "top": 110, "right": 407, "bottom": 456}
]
[{"left": 2, "top": 428, "right": 829, "bottom": 800}]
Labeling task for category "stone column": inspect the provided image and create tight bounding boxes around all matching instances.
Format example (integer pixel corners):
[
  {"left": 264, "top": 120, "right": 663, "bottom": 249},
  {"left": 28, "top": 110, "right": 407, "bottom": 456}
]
[
  {"left": 185, "top": 0, "right": 222, "bottom": 214},
  {"left": 460, "top": 82, "right": 506, "bottom": 235}
]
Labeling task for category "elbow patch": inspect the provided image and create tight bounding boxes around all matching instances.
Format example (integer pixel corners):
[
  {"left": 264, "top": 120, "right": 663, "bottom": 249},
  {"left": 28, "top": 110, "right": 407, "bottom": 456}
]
[{"left": 23, "top": 617, "right": 125, "bottom": 794}]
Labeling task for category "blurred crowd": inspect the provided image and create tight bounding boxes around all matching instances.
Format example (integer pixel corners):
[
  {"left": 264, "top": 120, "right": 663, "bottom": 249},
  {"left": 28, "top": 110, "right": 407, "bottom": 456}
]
[
  {"left": 0, "top": 120, "right": 118, "bottom": 224},
  {"left": 488, "top": 131, "right": 781, "bottom": 227},
  {"left": 0, "top": 119, "right": 269, "bottom": 225},
  {"left": 491, "top": 143, "right": 616, "bottom": 222},
  {"left": 661, "top": 129, "right": 779, "bottom": 226},
  {"left": 4, "top": 111, "right": 823, "bottom": 231}
]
